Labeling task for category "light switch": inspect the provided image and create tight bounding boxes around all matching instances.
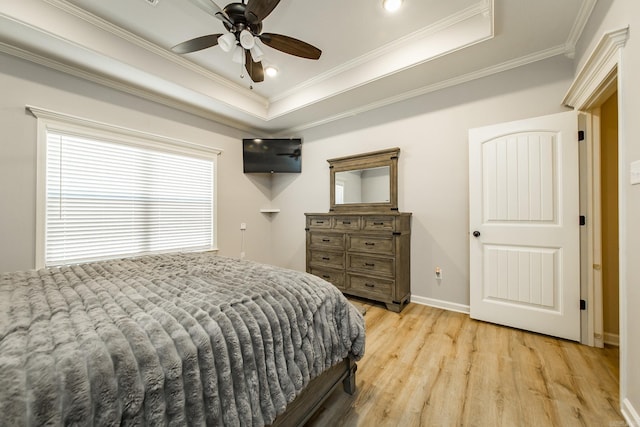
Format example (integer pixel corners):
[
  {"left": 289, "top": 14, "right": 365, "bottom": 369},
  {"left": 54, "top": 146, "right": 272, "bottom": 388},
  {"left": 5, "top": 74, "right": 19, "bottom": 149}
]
[{"left": 631, "top": 160, "right": 640, "bottom": 185}]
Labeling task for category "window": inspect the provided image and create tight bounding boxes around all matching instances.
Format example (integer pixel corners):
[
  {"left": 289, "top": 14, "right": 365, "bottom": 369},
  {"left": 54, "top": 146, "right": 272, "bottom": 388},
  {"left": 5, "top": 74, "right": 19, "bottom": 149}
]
[{"left": 31, "top": 107, "right": 220, "bottom": 267}]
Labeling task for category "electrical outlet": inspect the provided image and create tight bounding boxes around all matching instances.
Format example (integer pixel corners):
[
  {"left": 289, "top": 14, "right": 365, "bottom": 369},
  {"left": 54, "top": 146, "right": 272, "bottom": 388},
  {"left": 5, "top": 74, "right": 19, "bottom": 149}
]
[
  {"left": 240, "top": 223, "right": 247, "bottom": 230},
  {"left": 435, "top": 267, "right": 442, "bottom": 279}
]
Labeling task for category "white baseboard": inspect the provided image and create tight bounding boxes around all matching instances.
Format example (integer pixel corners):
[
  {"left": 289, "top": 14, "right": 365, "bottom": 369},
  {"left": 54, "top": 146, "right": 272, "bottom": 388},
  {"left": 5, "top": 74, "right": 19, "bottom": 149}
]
[
  {"left": 411, "top": 295, "right": 470, "bottom": 314},
  {"left": 622, "top": 398, "right": 640, "bottom": 427},
  {"left": 604, "top": 332, "right": 620, "bottom": 347}
]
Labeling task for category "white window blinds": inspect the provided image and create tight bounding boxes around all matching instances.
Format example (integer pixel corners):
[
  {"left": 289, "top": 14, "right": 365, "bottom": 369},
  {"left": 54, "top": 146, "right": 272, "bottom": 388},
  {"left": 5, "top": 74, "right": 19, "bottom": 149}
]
[{"left": 44, "top": 130, "right": 215, "bottom": 266}]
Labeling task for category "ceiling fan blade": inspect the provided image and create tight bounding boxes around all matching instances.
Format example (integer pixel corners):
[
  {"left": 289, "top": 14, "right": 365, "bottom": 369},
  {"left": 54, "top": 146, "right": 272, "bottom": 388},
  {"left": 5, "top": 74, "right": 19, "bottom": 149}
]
[
  {"left": 171, "top": 34, "right": 223, "bottom": 54},
  {"left": 245, "top": 50, "right": 265, "bottom": 83},
  {"left": 259, "top": 33, "right": 322, "bottom": 60},
  {"left": 245, "top": 0, "right": 281, "bottom": 24},
  {"left": 190, "top": 0, "right": 233, "bottom": 27}
]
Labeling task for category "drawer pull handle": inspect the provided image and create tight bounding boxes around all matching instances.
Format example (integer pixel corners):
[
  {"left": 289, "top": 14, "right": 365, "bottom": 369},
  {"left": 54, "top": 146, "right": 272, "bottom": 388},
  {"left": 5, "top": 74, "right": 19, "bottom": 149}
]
[
  {"left": 342, "top": 221, "right": 351, "bottom": 225},
  {"left": 322, "top": 257, "right": 331, "bottom": 261},
  {"left": 365, "top": 283, "right": 375, "bottom": 288},
  {"left": 365, "top": 242, "right": 375, "bottom": 246},
  {"left": 316, "top": 221, "right": 325, "bottom": 224},
  {"left": 322, "top": 239, "right": 331, "bottom": 242},
  {"left": 364, "top": 263, "right": 375, "bottom": 267},
  {"left": 322, "top": 275, "right": 331, "bottom": 279},
  {"left": 373, "top": 222, "right": 385, "bottom": 226}
]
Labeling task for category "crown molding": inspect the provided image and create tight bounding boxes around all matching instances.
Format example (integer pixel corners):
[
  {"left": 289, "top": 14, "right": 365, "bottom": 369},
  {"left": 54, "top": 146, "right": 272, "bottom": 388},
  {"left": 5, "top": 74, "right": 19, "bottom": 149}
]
[
  {"left": 284, "top": 44, "right": 567, "bottom": 134},
  {"left": 269, "top": 0, "right": 493, "bottom": 104},
  {"left": 564, "top": 0, "right": 598, "bottom": 59},
  {"left": 0, "top": 42, "right": 260, "bottom": 133},
  {"left": 42, "top": 0, "right": 267, "bottom": 106},
  {"left": 563, "top": 27, "right": 629, "bottom": 109}
]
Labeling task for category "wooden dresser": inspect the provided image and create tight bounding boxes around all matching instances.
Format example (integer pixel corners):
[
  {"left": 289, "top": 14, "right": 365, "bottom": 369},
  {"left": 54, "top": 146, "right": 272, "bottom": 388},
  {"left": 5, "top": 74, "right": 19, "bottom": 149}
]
[{"left": 305, "top": 212, "right": 411, "bottom": 312}]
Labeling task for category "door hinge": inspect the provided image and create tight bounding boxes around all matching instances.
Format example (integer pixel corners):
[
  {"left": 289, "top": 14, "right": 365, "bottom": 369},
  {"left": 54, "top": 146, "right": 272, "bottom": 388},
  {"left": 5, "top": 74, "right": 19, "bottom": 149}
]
[
  {"left": 580, "top": 299, "right": 586, "bottom": 310},
  {"left": 580, "top": 215, "right": 586, "bottom": 226},
  {"left": 578, "top": 130, "right": 585, "bottom": 141}
]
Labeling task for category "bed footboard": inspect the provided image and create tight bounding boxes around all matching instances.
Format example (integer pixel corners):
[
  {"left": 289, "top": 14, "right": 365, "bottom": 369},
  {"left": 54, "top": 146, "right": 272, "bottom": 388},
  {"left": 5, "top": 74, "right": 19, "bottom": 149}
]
[{"left": 270, "top": 358, "right": 357, "bottom": 427}]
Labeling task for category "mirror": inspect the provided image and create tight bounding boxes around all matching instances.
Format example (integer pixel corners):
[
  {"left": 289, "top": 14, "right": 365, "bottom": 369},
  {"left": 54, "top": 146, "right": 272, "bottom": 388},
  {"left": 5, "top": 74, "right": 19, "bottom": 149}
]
[
  {"left": 335, "top": 166, "right": 390, "bottom": 204},
  {"left": 328, "top": 148, "right": 399, "bottom": 212}
]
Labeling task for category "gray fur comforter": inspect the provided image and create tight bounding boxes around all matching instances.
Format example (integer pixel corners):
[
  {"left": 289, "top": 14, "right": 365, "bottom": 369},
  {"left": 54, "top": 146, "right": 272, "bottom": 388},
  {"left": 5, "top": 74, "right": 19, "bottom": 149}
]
[{"left": 0, "top": 253, "right": 365, "bottom": 426}]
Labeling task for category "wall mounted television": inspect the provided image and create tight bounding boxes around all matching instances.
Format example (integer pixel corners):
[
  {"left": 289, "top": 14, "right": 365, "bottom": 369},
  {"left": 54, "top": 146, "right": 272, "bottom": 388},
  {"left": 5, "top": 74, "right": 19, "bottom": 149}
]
[{"left": 242, "top": 138, "right": 302, "bottom": 173}]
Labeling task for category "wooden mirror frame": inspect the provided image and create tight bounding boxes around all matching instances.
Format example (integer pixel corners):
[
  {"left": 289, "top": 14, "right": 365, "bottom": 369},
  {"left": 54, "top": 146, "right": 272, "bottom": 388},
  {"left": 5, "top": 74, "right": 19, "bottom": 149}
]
[{"left": 328, "top": 147, "right": 399, "bottom": 212}]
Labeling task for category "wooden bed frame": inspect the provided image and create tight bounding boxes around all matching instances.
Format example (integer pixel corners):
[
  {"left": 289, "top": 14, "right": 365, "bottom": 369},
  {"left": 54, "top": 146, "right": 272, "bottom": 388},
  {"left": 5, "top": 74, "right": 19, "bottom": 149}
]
[{"left": 270, "top": 358, "right": 357, "bottom": 426}]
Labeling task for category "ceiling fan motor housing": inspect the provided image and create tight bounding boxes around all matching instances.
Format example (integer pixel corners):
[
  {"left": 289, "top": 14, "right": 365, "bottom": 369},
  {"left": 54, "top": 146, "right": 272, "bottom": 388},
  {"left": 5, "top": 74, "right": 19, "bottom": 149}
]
[{"left": 223, "top": 2, "right": 263, "bottom": 35}]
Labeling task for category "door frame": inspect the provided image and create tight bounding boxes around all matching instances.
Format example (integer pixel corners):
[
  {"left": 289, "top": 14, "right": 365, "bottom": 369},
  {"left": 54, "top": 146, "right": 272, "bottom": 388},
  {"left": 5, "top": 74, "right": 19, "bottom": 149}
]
[
  {"left": 580, "top": 108, "right": 605, "bottom": 348},
  {"left": 562, "top": 26, "right": 629, "bottom": 416}
]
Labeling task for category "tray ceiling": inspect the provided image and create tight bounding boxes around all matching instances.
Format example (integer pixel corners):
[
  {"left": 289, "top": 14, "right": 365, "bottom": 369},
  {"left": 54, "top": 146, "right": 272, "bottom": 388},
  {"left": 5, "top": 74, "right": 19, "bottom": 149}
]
[{"left": 0, "top": 0, "right": 595, "bottom": 133}]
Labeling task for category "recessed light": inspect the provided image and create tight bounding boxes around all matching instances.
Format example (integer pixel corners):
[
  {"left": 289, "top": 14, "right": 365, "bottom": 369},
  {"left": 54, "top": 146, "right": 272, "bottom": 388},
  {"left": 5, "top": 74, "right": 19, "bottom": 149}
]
[
  {"left": 382, "top": 0, "right": 403, "bottom": 13},
  {"left": 265, "top": 65, "right": 279, "bottom": 77}
]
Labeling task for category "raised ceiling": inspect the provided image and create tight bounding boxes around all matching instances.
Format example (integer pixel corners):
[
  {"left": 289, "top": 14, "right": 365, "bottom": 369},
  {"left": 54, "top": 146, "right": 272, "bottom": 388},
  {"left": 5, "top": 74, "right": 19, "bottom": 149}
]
[{"left": 0, "top": 0, "right": 594, "bottom": 133}]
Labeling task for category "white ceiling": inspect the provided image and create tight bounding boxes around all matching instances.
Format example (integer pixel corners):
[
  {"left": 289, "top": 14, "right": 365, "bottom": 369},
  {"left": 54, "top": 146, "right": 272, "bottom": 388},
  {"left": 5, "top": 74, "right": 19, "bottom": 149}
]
[{"left": 0, "top": 0, "right": 594, "bottom": 134}]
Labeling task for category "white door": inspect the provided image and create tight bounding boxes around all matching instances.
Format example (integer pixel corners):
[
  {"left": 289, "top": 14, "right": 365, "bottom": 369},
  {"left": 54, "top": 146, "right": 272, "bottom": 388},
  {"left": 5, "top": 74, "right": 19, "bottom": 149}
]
[{"left": 469, "top": 111, "right": 581, "bottom": 341}]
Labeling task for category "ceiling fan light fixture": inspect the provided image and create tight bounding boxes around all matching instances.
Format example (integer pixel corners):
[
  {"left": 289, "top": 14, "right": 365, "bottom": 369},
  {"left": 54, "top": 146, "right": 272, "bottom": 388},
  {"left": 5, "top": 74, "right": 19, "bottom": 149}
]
[
  {"left": 232, "top": 45, "right": 245, "bottom": 64},
  {"left": 239, "top": 29, "right": 255, "bottom": 49},
  {"left": 250, "top": 44, "right": 264, "bottom": 62},
  {"left": 382, "top": 0, "right": 403, "bottom": 13},
  {"left": 218, "top": 32, "right": 236, "bottom": 52}
]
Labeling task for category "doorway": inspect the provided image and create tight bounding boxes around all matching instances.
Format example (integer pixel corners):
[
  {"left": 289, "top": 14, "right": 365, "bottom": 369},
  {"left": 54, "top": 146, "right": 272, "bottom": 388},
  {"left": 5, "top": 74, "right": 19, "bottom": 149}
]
[
  {"left": 599, "top": 92, "right": 620, "bottom": 347},
  {"left": 580, "top": 88, "right": 619, "bottom": 349}
]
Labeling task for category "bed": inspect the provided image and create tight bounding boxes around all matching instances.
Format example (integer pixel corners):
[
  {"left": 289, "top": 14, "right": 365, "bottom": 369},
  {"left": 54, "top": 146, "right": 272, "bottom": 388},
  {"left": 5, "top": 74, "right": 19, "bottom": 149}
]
[{"left": 0, "top": 252, "right": 365, "bottom": 425}]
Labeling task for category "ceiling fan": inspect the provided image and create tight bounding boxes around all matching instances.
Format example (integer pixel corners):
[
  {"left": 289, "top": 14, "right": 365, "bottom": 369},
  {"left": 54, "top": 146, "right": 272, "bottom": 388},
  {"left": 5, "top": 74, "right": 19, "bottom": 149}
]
[{"left": 172, "top": 0, "right": 322, "bottom": 83}]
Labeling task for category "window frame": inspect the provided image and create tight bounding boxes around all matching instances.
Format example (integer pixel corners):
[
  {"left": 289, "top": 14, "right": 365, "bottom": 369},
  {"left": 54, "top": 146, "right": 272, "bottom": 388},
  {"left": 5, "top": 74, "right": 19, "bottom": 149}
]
[{"left": 30, "top": 106, "right": 221, "bottom": 268}]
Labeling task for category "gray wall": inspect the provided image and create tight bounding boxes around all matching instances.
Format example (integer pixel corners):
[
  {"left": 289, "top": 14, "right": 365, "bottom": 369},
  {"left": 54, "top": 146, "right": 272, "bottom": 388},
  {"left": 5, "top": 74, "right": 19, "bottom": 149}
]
[
  {"left": 2, "top": 4, "right": 638, "bottom": 420},
  {"left": 574, "top": 0, "right": 640, "bottom": 420},
  {"left": 0, "top": 52, "right": 274, "bottom": 272},
  {"left": 269, "top": 55, "right": 574, "bottom": 309}
]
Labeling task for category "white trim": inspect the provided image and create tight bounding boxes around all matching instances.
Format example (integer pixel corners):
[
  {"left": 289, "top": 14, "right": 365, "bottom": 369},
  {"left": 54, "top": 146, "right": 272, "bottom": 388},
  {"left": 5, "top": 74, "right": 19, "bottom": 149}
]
[
  {"left": 562, "top": 25, "right": 629, "bottom": 415},
  {"left": 0, "top": 43, "right": 260, "bottom": 132},
  {"left": 35, "top": 118, "right": 48, "bottom": 269},
  {"left": 269, "top": 0, "right": 493, "bottom": 104},
  {"left": 285, "top": 45, "right": 568, "bottom": 134},
  {"left": 42, "top": 0, "right": 264, "bottom": 105},
  {"left": 411, "top": 295, "right": 470, "bottom": 315},
  {"left": 563, "top": 27, "right": 629, "bottom": 109},
  {"left": 590, "top": 108, "right": 605, "bottom": 349},
  {"left": 564, "top": 0, "right": 598, "bottom": 59},
  {"left": 622, "top": 398, "right": 640, "bottom": 427},
  {"left": 603, "top": 332, "right": 619, "bottom": 347},
  {"left": 27, "top": 106, "right": 222, "bottom": 157},
  {"left": 31, "top": 106, "right": 221, "bottom": 269},
  {"left": 616, "top": 51, "right": 629, "bottom": 414}
]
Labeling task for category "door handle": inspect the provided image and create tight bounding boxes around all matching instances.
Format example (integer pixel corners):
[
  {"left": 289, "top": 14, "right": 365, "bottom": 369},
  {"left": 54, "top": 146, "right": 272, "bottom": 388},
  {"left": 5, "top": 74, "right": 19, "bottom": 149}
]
[{"left": 472, "top": 231, "right": 481, "bottom": 238}]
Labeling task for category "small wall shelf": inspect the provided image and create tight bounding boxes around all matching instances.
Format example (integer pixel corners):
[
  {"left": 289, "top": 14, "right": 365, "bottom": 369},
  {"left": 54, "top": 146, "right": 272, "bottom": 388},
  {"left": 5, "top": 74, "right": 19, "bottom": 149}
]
[{"left": 260, "top": 208, "right": 281, "bottom": 213}]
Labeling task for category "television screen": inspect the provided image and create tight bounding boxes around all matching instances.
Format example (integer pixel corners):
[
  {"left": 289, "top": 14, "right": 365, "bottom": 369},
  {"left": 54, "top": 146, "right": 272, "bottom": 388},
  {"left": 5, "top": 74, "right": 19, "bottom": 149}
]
[{"left": 242, "top": 138, "right": 302, "bottom": 173}]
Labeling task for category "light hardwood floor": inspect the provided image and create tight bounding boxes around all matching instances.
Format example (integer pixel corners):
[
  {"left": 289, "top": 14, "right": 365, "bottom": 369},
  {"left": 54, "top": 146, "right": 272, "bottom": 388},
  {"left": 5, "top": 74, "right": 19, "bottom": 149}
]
[{"left": 307, "top": 301, "right": 625, "bottom": 427}]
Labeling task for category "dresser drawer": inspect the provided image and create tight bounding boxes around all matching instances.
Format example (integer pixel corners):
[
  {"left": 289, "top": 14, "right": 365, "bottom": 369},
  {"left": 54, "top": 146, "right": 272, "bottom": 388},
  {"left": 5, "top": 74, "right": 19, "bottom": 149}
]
[
  {"left": 310, "top": 232, "right": 344, "bottom": 249},
  {"left": 347, "top": 254, "right": 394, "bottom": 276},
  {"left": 332, "top": 216, "right": 361, "bottom": 230},
  {"left": 348, "top": 235, "right": 394, "bottom": 255},
  {"left": 309, "top": 250, "right": 345, "bottom": 269},
  {"left": 363, "top": 216, "right": 395, "bottom": 231},
  {"left": 347, "top": 274, "right": 393, "bottom": 299},
  {"left": 307, "top": 216, "right": 332, "bottom": 229},
  {"left": 310, "top": 268, "right": 345, "bottom": 289}
]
